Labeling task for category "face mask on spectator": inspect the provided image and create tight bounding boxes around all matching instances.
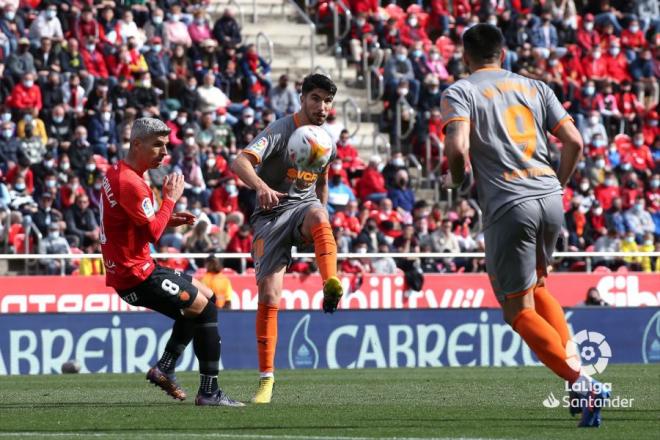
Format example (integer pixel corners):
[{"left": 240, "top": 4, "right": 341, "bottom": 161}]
[
  {"left": 585, "top": 86, "right": 595, "bottom": 96},
  {"left": 23, "top": 80, "right": 34, "bottom": 88},
  {"left": 644, "top": 239, "right": 653, "bottom": 246},
  {"left": 609, "top": 47, "right": 620, "bottom": 56},
  {"left": 633, "top": 138, "right": 644, "bottom": 147},
  {"left": 226, "top": 184, "right": 238, "bottom": 196},
  {"left": 594, "top": 207, "right": 603, "bottom": 216},
  {"left": 605, "top": 178, "right": 615, "bottom": 187},
  {"left": 629, "top": 25, "right": 639, "bottom": 33},
  {"left": 548, "top": 59, "right": 558, "bottom": 67},
  {"left": 60, "top": 162, "right": 70, "bottom": 171},
  {"left": 171, "top": 14, "right": 180, "bottom": 22},
  {"left": 356, "top": 246, "right": 368, "bottom": 254},
  {"left": 398, "top": 88, "right": 409, "bottom": 96},
  {"left": 578, "top": 205, "right": 588, "bottom": 214},
  {"left": 217, "top": 115, "right": 227, "bottom": 124},
  {"left": 102, "top": 112, "right": 112, "bottom": 122},
  {"left": 86, "top": 44, "right": 95, "bottom": 52},
  {"left": 1, "top": 113, "right": 11, "bottom": 122},
  {"left": 49, "top": 231, "right": 60, "bottom": 239},
  {"left": 176, "top": 203, "right": 186, "bottom": 211},
  {"left": 589, "top": 115, "right": 599, "bottom": 125},
  {"left": 634, "top": 202, "right": 644, "bottom": 212},
  {"left": 592, "top": 139, "right": 605, "bottom": 147},
  {"left": 53, "top": 115, "right": 64, "bottom": 124},
  {"left": 195, "top": 18, "right": 205, "bottom": 25},
  {"left": 153, "top": 44, "right": 162, "bottom": 53},
  {"left": 44, "top": 159, "right": 55, "bottom": 168},
  {"left": 243, "top": 116, "right": 254, "bottom": 125},
  {"left": 650, "top": 120, "right": 658, "bottom": 127},
  {"left": 142, "top": 79, "right": 152, "bottom": 88},
  {"left": 626, "top": 235, "right": 635, "bottom": 243},
  {"left": 430, "top": 53, "right": 440, "bottom": 61},
  {"left": 651, "top": 179, "right": 660, "bottom": 189},
  {"left": 5, "top": 11, "right": 15, "bottom": 20},
  {"left": 46, "top": 9, "right": 56, "bottom": 20},
  {"left": 584, "top": 22, "right": 594, "bottom": 31},
  {"left": 576, "top": 161, "right": 586, "bottom": 170},
  {"left": 185, "top": 137, "right": 195, "bottom": 146},
  {"left": 579, "top": 182, "right": 589, "bottom": 192},
  {"left": 192, "top": 208, "right": 202, "bottom": 217},
  {"left": 488, "top": 19, "right": 497, "bottom": 26},
  {"left": 46, "top": 179, "right": 56, "bottom": 188},
  {"left": 595, "top": 159, "right": 605, "bottom": 168},
  {"left": 408, "top": 18, "right": 418, "bottom": 27},
  {"left": 86, "top": 163, "right": 96, "bottom": 172},
  {"left": 206, "top": 158, "right": 216, "bottom": 168},
  {"left": 356, "top": 19, "right": 365, "bottom": 27},
  {"left": 23, "top": 113, "right": 33, "bottom": 123},
  {"left": 14, "top": 183, "right": 25, "bottom": 192},
  {"left": 177, "top": 116, "right": 187, "bottom": 126},
  {"left": 413, "top": 49, "right": 423, "bottom": 58},
  {"left": 592, "top": 51, "right": 601, "bottom": 59},
  {"left": 153, "top": 16, "right": 163, "bottom": 25},
  {"left": 2, "top": 129, "right": 12, "bottom": 138},
  {"left": 396, "top": 54, "right": 407, "bottom": 62},
  {"left": 392, "top": 158, "right": 405, "bottom": 167}
]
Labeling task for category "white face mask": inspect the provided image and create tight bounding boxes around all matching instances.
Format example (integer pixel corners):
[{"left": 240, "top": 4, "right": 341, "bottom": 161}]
[
  {"left": 589, "top": 116, "right": 599, "bottom": 125},
  {"left": 605, "top": 179, "right": 615, "bottom": 187},
  {"left": 177, "top": 117, "right": 187, "bottom": 126},
  {"left": 102, "top": 112, "right": 112, "bottom": 122},
  {"left": 357, "top": 247, "right": 368, "bottom": 254},
  {"left": 609, "top": 47, "right": 620, "bottom": 56},
  {"left": 176, "top": 203, "right": 186, "bottom": 211},
  {"left": 488, "top": 19, "right": 497, "bottom": 26},
  {"left": 593, "top": 51, "right": 601, "bottom": 59},
  {"left": 584, "top": 22, "right": 594, "bottom": 31},
  {"left": 86, "top": 163, "right": 96, "bottom": 172},
  {"left": 595, "top": 159, "right": 605, "bottom": 168},
  {"left": 185, "top": 137, "right": 195, "bottom": 146},
  {"left": 23, "top": 80, "right": 34, "bottom": 88},
  {"left": 153, "top": 16, "right": 163, "bottom": 25},
  {"left": 585, "top": 86, "right": 595, "bottom": 96},
  {"left": 243, "top": 117, "right": 254, "bottom": 125},
  {"left": 46, "top": 179, "right": 56, "bottom": 188},
  {"left": 398, "top": 88, "right": 409, "bottom": 96},
  {"left": 594, "top": 207, "right": 603, "bottom": 216},
  {"left": 94, "top": 183, "right": 102, "bottom": 190},
  {"left": 1, "top": 113, "right": 11, "bottom": 122},
  {"left": 217, "top": 115, "right": 226, "bottom": 124},
  {"left": 60, "top": 162, "right": 70, "bottom": 170},
  {"left": 206, "top": 158, "right": 216, "bottom": 168},
  {"left": 626, "top": 236, "right": 635, "bottom": 243},
  {"left": 580, "top": 182, "right": 589, "bottom": 192},
  {"left": 49, "top": 231, "right": 60, "bottom": 239},
  {"left": 226, "top": 184, "right": 238, "bottom": 196},
  {"left": 629, "top": 25, "right": 639, "bottom": 33},
  {"left": 392, "top": 158, "right": 405, "bottom": 167},
  {"left": 408, "top": 18, "right": 418, "bottom": 27},
  {"left": 191, "top": 208, "right": 202, "bottom": 217}
]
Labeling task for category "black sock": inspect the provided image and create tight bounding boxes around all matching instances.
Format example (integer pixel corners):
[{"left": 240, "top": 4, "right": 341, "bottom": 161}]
[
  {"left": 158, "top": 317, "right": 195, "bottom": 374},
  {"left": 193, "top": 300, "right": 221, "bottom": 394}
]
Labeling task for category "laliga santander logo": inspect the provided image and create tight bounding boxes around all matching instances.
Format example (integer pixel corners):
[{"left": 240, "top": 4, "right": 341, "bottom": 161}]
[{"left": 566, "top": 330, "right": 612, "bottom": 375}]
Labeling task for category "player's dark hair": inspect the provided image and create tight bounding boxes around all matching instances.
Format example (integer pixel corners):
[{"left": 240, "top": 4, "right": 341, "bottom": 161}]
[
  {"left": 301, "top": 73, "right": 337, "bottom": 97},
  {"left": 462, "top": 24, "right": 505, "bottom": 64}
]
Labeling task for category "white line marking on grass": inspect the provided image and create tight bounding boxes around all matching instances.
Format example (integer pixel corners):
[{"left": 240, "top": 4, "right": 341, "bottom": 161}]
[{"left": 0, "top": 433, "right": 504, "bottom": 440}]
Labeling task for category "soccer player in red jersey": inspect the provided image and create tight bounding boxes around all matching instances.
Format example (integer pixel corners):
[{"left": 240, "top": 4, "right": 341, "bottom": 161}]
[{"left": 100, "top": 118, "right": 243, "bottom": 407}]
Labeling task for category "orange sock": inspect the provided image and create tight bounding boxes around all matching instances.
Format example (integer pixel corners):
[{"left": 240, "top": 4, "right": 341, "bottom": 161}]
[
  {"left": 256, "top": 302, "right": 279, "bottom": 374},
  {"left": 512, "top": 308, "right": 580, "bottom": 383},
  {"left": 311, "top": 223, "right": 337, "bottom": 282},
  {"left": 534, "top": 286, "right": 570, "bottom": 347}
]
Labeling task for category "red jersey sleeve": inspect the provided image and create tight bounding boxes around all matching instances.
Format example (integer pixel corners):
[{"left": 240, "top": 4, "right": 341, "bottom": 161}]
[{"left": 118, "top": 175, "right": 156, "bottom": 226}]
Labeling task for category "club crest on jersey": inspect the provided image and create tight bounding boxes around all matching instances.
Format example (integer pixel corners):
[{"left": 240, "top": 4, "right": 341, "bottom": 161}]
[
  {"left": 142, "top": 198, "right": 155, "bottom": 218},
  {"left": 251, "top": 136, "right": 269, "bottom": 155}
]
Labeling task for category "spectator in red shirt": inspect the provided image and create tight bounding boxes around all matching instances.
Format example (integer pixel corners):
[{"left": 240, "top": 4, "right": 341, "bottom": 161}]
[
  {"left": 224, "top": 223, "right": 253, "bottom": 272},
  {"left": 348, "top": 12, "right": 376, "bottom": 65},
  {"left": 348, "top": 0, "right": 378, "bottom": 15},
  {"left": 399, "top": 13, "right": 431, "bottom": 49},
  {"left": 646, "top": 174, "right": 659, "bottom": 212},
  {"left": 620, "top": 19, "right": 646, "bottom": 59},
  {"left": 209, "top": 177, "right": 244, "bottom": 225},
  {"left": 371, "top": 197, "right": 403, "bottom": 239},
  {"left": 582, "top": 46, "right": 608, "bottom": 82},
  {"left": 5, "top": 155, "right": 34, "bottom": 194},
  {"left": 356, "top": 155, "right": 387, "bottom": 202},
  {"left": 595, "top": 172, "right": 620, "bottom": 210},
  {"left": 576, "top": 14, "right": 600, "bottom": 55},
  {"left": 617, "top": 80, "right": 643, "bottom": 130},
  {"left": 620, "top": 171, "right": 643, "bottom": 209},
  {"left": 335, "top": 129, "right": 364, "bottom": 177},
  {"left": 73, "top": 6, "right": 100, "bottom": 43},
  {"left": 6, "top": 73, "right": 42, "bottom": 111},
  {"left": 641, "top": 111, "right": 658, "bottom": 146},
  {"left": 605, "top": 39, "right": 630, "bottom": 83},
  {"left": 622, "top": 132, "right": 654, "bottom": 176},
  {"left": 81, "top": 37, "right": 109, "bottom": 79}
]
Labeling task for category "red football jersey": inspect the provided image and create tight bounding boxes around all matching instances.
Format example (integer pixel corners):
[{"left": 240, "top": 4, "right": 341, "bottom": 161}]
[{"left": 101, "top": 161, "right": 158, "bottom": 290}]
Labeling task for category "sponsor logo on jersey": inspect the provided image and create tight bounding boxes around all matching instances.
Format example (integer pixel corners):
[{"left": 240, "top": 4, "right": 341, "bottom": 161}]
[
  {"left": 142, "top": 198, "right": 155, "bottom": 218},
  {"left": 249, "top": 136, "right": 269, "bottom": 155},
  {"left": 286, "top": 168, "right": 318, "bottom": 189}
]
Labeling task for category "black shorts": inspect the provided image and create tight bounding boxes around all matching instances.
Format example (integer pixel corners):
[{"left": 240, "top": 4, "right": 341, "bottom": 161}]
[{"left": 117, "top": 265, "right": 199, "bottom": 319}]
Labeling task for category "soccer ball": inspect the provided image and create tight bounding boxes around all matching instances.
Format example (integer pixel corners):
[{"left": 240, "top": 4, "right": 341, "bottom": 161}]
[{"left": 287, "top": 125, "right": 333, "bottom": 172}]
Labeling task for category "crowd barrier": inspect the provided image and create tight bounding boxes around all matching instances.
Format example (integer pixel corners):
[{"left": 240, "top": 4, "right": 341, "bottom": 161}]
[
  {"left": 1, "top": 272, "right": 659, "bottom": 313},
  {"left": 1, "top": 308, "right": 658, "bottom": 375}
]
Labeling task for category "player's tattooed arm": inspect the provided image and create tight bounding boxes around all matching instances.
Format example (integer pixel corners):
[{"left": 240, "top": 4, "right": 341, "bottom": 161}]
[
  {"left": 443, "top": 120, "right": 471, "bottom": 187},
  {"left": 316, "top": 167, "right": 329, "bottom": 206}
]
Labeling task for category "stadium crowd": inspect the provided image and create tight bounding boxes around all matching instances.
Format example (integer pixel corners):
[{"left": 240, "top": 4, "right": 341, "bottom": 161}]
[{"left": 0, "top": 0, "right": 658, "bottom": 277}]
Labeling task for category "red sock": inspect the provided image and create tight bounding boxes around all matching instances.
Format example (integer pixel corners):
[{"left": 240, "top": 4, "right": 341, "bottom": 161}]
[
  {"left": 534, "top": 286, "right": 570, "bottom": 347},
  {"left": 513, "top": 308, "right": 580, "bottom": 382},
  {"left": 256, "top": 303, "right": 278, "bottom": 374}
]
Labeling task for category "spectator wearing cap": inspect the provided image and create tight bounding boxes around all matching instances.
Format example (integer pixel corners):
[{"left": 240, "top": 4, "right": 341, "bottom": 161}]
[
  {"left": 6, "top": 72, "right": 41, "bottom": 111},
  {"left": 39, "top": 222, "right": 73, "bottom": 275},
  {"left": 81, "top": 37, "right": 109, "bottom": 79},
  {"left": 0, "top": 121, "right": 20, "bottom": 172},
  {"left": 196, "top": 71, "right": 231, "bottom": 114},
  {"left": 188, "top": 9, "right": 211, "bottom": 45},
  {"left": 269, "top": 74, "right": 298, "bottom": 118},
  {"left": 356, "top": 155, "right": 387, "bottom": 202},
  {"left": 32, "top": 191, "right": 63, "bottom": 237},
  {"left": 28, "top": 3, "right": 63, "bottom": 43},
  {"left": 233, "top": 107, "right": 259, "bottom": 148},
  {"left": 212, "top": 8, "right": 242, "bottom": 48},
  {"left": 164, "top": 5, "right": 192, "bottom": 48},
  {"left": 73, "top": 6, "right": 100, "bottom": 43},
  {"left": 144, "top": 36, "right": 171, "bottom": 94},
  {"left": 32, "top": 36, "right": 60, "bottom": 76},
  {"left": 388, "top": 169, "right": 415, "bottom": 213}
]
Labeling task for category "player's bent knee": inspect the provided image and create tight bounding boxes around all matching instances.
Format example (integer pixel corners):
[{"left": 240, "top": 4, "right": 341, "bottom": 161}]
[
  {"left": 183, "top": 293, "right": 209, "bottom": 317},
  {"left": 501, "top": 289, "right": 535, "bottom": 325},
  {"left": 306, "top": 208, "right": 329, "bottom": 226}
]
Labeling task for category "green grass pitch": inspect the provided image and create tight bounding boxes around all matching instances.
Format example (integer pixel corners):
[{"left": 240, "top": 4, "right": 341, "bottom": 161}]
[{"left": 0, "top": 365, "right": 658, "bottom": 440}]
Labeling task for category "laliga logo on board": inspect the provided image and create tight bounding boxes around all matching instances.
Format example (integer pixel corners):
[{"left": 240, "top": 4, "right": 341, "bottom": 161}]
[
  {"left": 566, "top": 330, "right": 612, "bottom": 375},
  {"left": 288, "top": 314, "right": 319, "bottom": 369}
]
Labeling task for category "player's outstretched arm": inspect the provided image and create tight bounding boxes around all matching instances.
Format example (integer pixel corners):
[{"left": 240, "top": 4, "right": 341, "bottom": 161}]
[
  {"left": 231, "top": 152, "right": 285, "bottom": 211},
  {"left": 315, "top": 167, "right": 329, "bottom": 206},
  {"left": 554, "top": 121, "right": 583, "bottom": 188},
  {"left": 443, "top": 120, "right": 471, "bottom": 188}
]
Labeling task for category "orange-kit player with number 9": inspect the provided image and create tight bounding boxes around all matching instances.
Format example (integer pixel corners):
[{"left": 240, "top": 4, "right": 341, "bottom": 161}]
[
  {"left": 441, "top": 24, "right": 610, "bottom": 428},
  {"left": 100, "top": 118, "right": 243, "bottom": 407}
]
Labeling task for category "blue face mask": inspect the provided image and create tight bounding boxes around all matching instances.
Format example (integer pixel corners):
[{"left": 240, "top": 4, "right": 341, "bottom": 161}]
[
  {"left": 413, "top": 50, "right": 423, "bottom": 58},
  {"left": 396, "top": 54, "right": 407, "bottom": 62}
]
